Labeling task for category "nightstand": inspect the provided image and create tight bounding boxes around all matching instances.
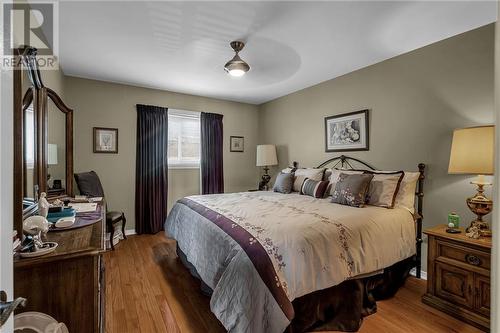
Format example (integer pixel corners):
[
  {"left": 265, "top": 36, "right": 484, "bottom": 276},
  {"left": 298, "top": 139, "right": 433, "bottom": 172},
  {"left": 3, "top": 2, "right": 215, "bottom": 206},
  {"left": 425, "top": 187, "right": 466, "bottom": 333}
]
[{"left": 422, "top": 225, "right": 490, "bottom": 331}]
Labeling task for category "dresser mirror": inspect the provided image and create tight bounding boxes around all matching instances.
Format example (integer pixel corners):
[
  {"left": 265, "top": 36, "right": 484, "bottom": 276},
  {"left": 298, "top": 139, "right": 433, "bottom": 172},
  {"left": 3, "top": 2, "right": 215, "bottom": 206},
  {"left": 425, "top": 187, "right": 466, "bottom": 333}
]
[
  {"left": 23, "top": 94, "right": 36, "bottom": 201},
  {"left": 46, "top": 93, "right": 69, "bottom": 197},
  {"left": 13, "top": 47, "right": 74, "bottom": 236}
]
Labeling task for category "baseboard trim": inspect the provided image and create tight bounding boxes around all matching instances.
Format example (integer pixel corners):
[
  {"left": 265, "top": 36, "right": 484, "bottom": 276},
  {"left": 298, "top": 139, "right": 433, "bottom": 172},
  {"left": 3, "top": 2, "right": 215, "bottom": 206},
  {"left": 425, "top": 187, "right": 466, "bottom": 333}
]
[
  {"left": 410, "top": 267, "right": 427, "bottom": 280},
  {"left": 125, "top": 229, "right": 136, "bottom": 236}
]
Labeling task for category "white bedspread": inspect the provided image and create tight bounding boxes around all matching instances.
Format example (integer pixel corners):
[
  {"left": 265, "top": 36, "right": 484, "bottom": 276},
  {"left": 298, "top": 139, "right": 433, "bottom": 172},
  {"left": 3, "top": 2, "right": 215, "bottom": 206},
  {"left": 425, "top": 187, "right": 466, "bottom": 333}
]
[
  {"left": 190, "top": 191, "right": 416, "bottom": 300},
  {"left": 166, "top": 191, "right": 416, "bottom": 332}
]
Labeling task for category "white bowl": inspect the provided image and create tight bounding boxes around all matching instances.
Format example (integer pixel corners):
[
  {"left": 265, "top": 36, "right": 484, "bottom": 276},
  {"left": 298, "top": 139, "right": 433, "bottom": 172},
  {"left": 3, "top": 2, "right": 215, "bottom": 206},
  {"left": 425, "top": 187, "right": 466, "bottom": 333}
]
[{"left": 14, "top": 311, "right": 68, "bottom": 333}]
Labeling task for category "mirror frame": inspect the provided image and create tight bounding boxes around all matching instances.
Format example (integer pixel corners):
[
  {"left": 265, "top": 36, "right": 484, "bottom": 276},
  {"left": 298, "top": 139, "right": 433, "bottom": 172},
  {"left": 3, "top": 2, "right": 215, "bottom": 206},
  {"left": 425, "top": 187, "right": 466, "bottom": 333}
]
[
  {"left": 42, "top": 87, "right": 74, "bottom": 198},
  {"left": 21, "top": 88, "right": 38, "bottom": 201},
  {"left": 13, "top": 47, "right": 74, "bottom": 236}
]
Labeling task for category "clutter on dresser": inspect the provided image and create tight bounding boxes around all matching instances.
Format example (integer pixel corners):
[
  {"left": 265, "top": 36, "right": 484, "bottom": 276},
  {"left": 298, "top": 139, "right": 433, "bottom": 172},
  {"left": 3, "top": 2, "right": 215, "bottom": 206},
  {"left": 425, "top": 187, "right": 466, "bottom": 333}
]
[
  {"left": 13, "top": 230, "right": 21, "bottom": 254},
  {"left": 20, "top": 216, "right": 58, "bottom": 258},
  {"left": 68, "top": 202, "right": 98, "bottom": 213},
  {"left": 37, "top": 192, "right": 50, "bottom": 218},
  {"left": 47, "top": 207, "right": 76, "bottom": 228}
]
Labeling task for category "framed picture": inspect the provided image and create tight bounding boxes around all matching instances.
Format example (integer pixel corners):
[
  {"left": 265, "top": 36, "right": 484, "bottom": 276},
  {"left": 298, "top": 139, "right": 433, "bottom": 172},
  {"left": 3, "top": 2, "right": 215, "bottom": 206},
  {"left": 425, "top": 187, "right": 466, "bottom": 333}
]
[
  {"left": 325, "top": 110, "right": 369, "bottom": 152},
  {"left": 230, "top": 136, "right": 244, "bottom": 152},
  {"left": 93, "top": 127, "right": 118, "bottom": 153}
]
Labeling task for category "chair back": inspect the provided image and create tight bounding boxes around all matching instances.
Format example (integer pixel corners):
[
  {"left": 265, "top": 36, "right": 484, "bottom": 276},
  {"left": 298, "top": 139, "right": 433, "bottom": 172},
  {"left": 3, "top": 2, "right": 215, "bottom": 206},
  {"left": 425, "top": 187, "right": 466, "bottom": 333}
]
[{"left": 74, "top": 171, "right": 105, "bottom": 197}]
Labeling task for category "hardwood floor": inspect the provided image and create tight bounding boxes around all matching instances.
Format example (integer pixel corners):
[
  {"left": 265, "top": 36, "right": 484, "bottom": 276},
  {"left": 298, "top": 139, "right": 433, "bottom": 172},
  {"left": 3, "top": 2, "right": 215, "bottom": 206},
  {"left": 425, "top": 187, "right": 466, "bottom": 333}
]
[{"left": 104, "top": 234, "right": 483, "bottom": 333}]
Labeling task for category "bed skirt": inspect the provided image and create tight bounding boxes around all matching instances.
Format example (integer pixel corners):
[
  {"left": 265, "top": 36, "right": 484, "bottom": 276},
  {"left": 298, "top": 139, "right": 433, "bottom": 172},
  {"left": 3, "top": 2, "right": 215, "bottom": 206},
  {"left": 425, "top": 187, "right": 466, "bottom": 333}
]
[{"left": 177, "top": 245, "right": 413, "bottom": 333}]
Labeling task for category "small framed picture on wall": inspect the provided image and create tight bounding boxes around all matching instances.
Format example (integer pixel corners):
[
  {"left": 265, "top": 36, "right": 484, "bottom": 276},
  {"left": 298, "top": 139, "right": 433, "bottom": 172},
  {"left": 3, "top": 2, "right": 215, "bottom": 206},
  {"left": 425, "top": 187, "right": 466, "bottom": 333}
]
[
  {"left": 230, "top": 136, "right": 244, "bottom": 152},
  {"left": 325, "top": 110, "right": 369, "bottom": 152},
  {"left": 93, "top": 127, "right": 118, "bottom": 153}
]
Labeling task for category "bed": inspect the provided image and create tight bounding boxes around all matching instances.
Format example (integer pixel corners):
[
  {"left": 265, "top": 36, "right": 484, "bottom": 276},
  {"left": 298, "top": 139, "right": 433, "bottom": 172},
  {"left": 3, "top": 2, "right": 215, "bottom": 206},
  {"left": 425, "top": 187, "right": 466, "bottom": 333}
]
[{"left": 165, "top": 156, "right": 425, "bottom": 333}]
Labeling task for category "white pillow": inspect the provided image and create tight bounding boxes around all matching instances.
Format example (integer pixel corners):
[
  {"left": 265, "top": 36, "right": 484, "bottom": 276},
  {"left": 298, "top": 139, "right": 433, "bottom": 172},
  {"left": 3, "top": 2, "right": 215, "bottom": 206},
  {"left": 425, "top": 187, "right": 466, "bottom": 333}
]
[
  {"left": 328, "top": 169, "right": 364, "bottom": 196},
  {"left": 394, "top": 172, "right": 420, "bottom": 213},
  {"left": 293, "top": 168, "right": 325, "bottom": 192},
  {"left": 281, "top": 167, "right": 293, "bottom": 174},
  {"left": 366, "top": 172, "right": 405, "bottom": 208},
  {"left": 323, "top": 168, "right": 333, "bottom": 181}
]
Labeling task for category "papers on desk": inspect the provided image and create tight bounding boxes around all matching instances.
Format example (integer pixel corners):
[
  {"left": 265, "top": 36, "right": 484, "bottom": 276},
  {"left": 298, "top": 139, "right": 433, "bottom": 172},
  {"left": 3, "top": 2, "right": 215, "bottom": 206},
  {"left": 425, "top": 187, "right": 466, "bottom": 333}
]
[{"left": 69, "top": 202, "right": 97, "bottom": 213}]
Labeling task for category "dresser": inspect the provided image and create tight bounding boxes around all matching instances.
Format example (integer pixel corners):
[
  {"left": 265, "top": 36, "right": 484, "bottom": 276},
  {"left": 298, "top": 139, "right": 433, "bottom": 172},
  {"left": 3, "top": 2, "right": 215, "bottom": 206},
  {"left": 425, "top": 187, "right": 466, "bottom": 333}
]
[
  {"left": 422, "top": 225, "right": 490, "bottom": 331},
  {"left": 14, "top": 209, "right": 106, "bottom": 333}
]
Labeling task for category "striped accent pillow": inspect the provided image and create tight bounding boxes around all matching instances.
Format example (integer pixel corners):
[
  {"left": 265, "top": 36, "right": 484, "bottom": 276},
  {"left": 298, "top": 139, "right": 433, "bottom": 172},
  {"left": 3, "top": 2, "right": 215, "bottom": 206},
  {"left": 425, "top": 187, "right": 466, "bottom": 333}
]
[{"left": 300, "top": 178, "right": 329, "bottom": 198}]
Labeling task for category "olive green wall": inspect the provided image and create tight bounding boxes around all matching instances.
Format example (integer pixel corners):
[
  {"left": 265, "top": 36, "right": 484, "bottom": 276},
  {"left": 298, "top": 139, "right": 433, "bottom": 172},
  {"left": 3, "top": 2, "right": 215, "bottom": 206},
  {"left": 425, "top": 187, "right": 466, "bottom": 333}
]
[
  {"left": 258, "top": 24, "right": 495, "bottom": 272},
  {"left": 64, "top": 77, "right": 260, "bottom": 232}
]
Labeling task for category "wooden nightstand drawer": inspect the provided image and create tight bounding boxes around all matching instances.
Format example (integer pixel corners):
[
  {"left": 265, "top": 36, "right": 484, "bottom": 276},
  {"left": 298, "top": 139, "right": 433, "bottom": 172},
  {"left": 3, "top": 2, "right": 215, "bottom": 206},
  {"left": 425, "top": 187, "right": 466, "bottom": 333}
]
[
  {"left": 437, "top": 239, "right": 490, "bottom": 270},
  {"left": 423, "top": 225, "right": 491, "bottom": 331}
]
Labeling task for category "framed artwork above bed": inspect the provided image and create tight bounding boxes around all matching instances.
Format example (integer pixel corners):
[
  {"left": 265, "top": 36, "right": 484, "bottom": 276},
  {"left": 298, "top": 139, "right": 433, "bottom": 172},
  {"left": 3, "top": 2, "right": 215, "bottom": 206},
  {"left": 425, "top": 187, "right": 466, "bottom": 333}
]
[{"left": 325, "top": 109, "right": 369, "bottom": 152}]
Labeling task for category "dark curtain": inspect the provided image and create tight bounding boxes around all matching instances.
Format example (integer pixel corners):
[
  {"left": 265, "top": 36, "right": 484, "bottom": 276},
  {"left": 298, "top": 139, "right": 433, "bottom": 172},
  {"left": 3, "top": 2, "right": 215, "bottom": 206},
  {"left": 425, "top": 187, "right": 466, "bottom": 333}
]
[
  {"left": 201, "top": 112, "right": 224, "bottom": 194},
  {"left": 135, "top": 104, "right": 168, "bottom": 234}
]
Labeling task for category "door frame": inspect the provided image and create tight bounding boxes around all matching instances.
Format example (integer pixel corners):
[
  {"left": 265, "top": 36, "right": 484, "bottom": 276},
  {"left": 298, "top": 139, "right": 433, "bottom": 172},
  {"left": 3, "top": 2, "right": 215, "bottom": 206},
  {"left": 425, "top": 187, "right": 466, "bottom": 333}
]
[{"left": 0, "top": 54, "right": 14, "bottom": 332}]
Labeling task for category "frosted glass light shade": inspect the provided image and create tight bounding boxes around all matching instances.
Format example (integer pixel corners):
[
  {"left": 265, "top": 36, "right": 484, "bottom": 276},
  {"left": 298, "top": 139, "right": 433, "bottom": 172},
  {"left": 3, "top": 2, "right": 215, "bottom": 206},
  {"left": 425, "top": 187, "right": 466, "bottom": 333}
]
[
  {"left": 256, "top": 145, "right": 278, "bottom": 167},
  {"left": 448, "top": 126, "right": 494, "bottom": 175}
]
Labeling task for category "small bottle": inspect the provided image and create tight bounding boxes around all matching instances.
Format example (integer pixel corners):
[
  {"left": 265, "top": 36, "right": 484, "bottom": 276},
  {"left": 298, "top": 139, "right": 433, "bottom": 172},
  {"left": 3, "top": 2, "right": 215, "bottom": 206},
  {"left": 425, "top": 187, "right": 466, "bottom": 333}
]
[{"left": 448, "top": 212, "right": 460, "bottom": 229}]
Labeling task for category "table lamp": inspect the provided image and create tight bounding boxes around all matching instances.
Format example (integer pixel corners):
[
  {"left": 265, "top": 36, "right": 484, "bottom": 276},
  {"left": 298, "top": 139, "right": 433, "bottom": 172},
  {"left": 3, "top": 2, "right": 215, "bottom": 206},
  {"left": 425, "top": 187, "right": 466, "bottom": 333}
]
[
  {"left": 256, "top": 144, "right": 278, "bottom": 190},
  {"left": 448, "top": 125, "right": 494, "bottom": 236}
]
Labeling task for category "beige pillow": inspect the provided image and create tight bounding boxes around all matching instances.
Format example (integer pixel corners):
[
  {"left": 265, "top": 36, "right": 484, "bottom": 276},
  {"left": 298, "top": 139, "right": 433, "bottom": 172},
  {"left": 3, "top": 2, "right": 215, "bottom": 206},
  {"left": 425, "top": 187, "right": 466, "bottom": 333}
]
[
  {"left": 394, "top": 172, "right": 420, "bottom": 213},
  {"left": 328, "top": 169, "right": 364, "bottom": 196},
  {"left": 293, "top": 168, "right": 325, "bottom": 192},
  {"left": 366, "top": 171, "right": 405, "bottom": 208}
]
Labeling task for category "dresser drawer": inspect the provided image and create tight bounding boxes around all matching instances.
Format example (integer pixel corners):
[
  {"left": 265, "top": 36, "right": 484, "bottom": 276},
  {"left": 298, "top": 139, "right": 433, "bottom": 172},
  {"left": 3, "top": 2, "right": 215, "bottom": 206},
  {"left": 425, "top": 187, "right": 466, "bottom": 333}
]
[{"left": 436, "top": 239, "right": 490, "bottom": 270}]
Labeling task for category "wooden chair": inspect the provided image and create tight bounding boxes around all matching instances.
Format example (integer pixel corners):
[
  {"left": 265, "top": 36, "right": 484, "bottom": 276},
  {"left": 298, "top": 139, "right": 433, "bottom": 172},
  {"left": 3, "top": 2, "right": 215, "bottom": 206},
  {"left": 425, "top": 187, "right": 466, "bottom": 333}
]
[{"left": 74, "top": 171, "right": 126, "bottom": 250}]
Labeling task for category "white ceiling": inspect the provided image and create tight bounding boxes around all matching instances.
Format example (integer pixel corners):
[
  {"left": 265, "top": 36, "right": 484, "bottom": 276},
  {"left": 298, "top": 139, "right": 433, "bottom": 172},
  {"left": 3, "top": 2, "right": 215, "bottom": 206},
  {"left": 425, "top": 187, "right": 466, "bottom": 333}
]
[{"left": 58, "top": 1, "right": 497, "bottom": 105}]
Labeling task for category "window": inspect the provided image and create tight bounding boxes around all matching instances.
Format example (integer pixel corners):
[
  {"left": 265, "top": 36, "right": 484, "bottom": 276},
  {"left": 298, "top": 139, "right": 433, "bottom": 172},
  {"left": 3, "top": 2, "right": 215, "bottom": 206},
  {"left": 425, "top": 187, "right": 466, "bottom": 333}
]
[{"left": 168, "top": 109, "right": 200, "bottom": 168}]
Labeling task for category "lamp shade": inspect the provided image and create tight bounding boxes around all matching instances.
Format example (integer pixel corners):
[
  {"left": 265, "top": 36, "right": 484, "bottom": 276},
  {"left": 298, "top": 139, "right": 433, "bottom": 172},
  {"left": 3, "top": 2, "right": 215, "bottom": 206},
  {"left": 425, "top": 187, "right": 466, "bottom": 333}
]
[
  {"left": 48, "top": 144, "right": 58, "bottom": 165},
  {"left": 448, "top": 125, "right": 494, "bottom": 175},
  {"left": 256, "top": 145, "right": 278, "bottom": 167}
]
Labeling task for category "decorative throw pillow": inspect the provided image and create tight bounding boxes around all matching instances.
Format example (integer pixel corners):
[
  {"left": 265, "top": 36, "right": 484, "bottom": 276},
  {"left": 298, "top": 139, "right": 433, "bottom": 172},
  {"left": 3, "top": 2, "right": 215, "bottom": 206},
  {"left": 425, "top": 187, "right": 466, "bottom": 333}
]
[
  {"left": 327, "top": 169, "right": 364, "bottom": 196},
  {"left": 323, "top": 168, "right": 333, "bottom": 181},
  {"left": 365, "top": 171, "right": 405, "bottom": 208},
  {"left": 394, "top": 172, "right": 421, "bottom": 213},
  {"left": 300, "top": 179, "right": 329, "bottom": 198},
  {"left": 293, "top": 168, "right": 325, "bottom": 192},
  {"left": 331, "top": 173, "right": 374, "bottom": 207},
  {"left": 273, "top": 172, "right": 294, "bottom": 194}
]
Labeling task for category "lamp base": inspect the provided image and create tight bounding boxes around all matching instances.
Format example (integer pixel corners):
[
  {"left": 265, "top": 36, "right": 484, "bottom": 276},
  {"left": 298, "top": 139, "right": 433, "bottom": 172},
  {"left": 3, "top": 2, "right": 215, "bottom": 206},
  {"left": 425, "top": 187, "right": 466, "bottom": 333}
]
[
  {"left": 465, "top": 181, "right": 493, "bottom": 237},
  {"left": 258, "top": 167, "right": 271, "bottom": 191}
]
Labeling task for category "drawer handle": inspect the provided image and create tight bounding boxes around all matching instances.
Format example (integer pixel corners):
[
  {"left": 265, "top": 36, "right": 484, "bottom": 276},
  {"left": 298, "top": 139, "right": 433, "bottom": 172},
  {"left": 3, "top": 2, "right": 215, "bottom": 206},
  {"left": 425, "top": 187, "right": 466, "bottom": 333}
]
[{"left": 465, "top": 254, "right": 481, "bottom": 266}]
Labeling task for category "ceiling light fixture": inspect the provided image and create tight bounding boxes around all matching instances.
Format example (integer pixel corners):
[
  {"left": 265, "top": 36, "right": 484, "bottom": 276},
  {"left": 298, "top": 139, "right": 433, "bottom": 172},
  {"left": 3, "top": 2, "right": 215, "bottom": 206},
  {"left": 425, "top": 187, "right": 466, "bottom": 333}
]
[{"left": 224, "top": 41, "right": 250, "bottom": 77}]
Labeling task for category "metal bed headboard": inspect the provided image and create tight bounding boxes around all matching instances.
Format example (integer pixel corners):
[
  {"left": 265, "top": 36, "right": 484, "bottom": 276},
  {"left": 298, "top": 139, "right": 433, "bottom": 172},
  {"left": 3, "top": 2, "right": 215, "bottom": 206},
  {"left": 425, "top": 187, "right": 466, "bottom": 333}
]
[{"left": 292, "top": 155, "right": 426, "bottom": 279}]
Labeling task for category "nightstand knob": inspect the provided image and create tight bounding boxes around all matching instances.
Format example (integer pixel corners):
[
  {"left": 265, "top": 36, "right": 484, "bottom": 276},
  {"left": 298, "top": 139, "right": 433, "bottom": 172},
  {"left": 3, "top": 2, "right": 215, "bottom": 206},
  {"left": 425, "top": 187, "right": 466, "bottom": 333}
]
[{"left": 465, "top": 254, "right": 481, "bottom": 266}]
